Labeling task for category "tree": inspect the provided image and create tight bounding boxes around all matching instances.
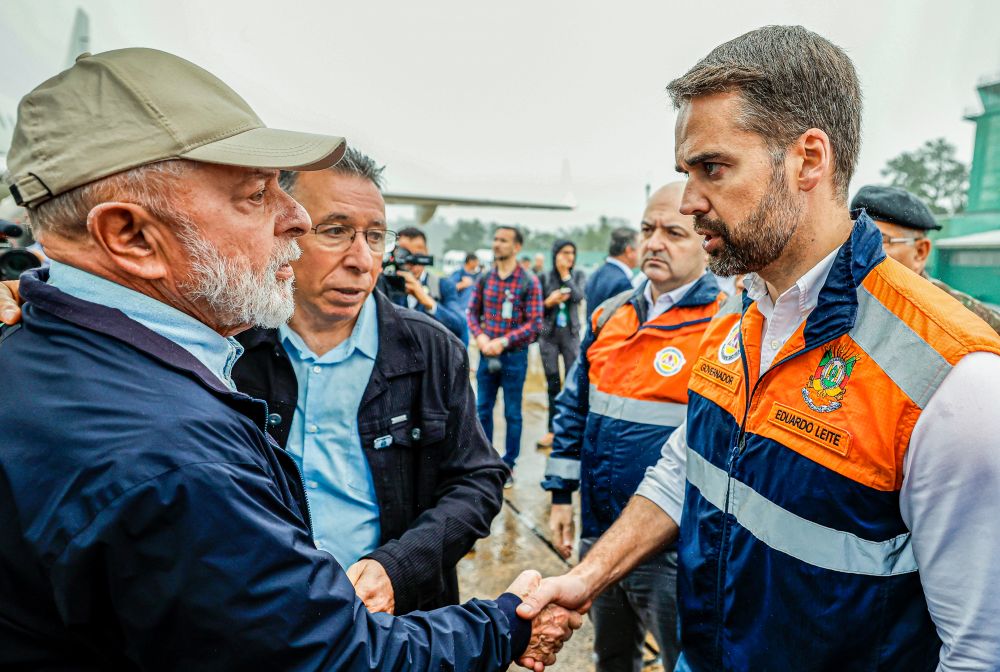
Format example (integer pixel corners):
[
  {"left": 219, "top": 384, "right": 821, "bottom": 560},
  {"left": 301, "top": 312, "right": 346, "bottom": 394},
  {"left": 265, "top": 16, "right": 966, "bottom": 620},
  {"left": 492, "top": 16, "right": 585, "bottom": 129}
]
[
  {"left": 880, "top": 138, "right": 969, "bottom": 215},
  {"left": 442, "top": 219, "right": 488, "bottom": 252}
]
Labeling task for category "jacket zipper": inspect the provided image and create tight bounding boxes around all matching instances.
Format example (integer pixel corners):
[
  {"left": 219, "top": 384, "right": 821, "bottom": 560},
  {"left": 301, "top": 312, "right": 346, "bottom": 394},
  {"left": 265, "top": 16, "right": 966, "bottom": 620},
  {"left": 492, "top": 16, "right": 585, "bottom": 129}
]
[
  {"left": 262, "top": 400, "right": 314, "bottom": 536},
  {"left": 712, "top": 323, "right": 843, "bottom": 661}
]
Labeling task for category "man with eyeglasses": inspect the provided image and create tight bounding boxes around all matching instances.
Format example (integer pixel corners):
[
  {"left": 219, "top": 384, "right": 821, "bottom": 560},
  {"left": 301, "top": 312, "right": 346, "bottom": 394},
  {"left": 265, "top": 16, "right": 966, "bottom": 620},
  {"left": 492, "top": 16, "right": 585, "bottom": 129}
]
[
  {"left": 232, "top": 148, "right": 508, "bottom": 617},
  {"left": 852, "top": 185, "right": 1000, "bottom": 333}
]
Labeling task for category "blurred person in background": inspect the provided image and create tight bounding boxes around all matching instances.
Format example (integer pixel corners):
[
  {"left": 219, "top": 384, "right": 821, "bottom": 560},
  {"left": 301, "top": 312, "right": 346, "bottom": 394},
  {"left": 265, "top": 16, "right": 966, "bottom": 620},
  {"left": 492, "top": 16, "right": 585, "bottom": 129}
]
[
  {"left": 468, "top": 226, "right": 543, "bottom": 485},
  {"left": 450, "top": 251, "right": 481, "bottom": 309},
  {"left": 852, "top": 184, "right": 1000, "bottom": 333},
  {"left": 536, "top": 238, "right": 586, "bottom": 449},
  {"left": 585, "top": 227, "right": 639, "bottom": 321},
  {"left": 532, "top": 252, "right": 546, "bottom": 275}
]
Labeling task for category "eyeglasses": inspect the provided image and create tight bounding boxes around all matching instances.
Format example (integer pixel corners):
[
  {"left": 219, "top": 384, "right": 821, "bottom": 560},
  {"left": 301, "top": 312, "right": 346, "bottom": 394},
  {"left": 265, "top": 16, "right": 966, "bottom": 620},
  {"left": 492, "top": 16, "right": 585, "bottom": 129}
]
[
  {"left": 880, "top": 234, "right": 923, "bottom": 247},
  {"left": 310, "top": 223, "right": 397, "bottom": 253}
]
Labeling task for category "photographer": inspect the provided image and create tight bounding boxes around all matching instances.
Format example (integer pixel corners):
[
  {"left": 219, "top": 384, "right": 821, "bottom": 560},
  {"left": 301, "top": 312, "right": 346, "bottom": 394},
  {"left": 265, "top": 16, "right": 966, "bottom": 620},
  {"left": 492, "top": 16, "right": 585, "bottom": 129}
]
[
  {"left": 383, "top": 227, "right": 468, "bottom": 344},
  {"left": 536, "top": 239, "right": 585, "bottom": 448}
]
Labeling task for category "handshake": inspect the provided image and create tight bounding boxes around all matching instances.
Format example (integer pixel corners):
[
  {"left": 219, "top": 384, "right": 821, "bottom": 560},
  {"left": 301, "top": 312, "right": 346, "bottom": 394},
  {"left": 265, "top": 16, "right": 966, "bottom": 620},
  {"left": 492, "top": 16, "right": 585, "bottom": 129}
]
[{"left": 504, "top": 568, "right": 595, "bottom": 671}]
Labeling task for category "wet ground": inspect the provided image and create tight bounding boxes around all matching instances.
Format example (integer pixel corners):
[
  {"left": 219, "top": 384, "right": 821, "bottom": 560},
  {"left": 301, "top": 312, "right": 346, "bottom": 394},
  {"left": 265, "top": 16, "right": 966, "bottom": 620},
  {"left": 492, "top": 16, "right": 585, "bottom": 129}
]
[{"left": 458, "top": 348, "right": 664, "bottom": 672}]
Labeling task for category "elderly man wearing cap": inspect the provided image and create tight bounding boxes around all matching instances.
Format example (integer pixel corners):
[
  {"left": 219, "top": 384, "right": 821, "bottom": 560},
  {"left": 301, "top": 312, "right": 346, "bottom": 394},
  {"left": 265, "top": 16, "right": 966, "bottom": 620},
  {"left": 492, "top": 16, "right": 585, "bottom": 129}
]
[
  {"left": 852, "top": 184, "right": 1000, "bottom": 333},
  {"left": 0, "top": 48, "right": 579, "bottom": 671}
]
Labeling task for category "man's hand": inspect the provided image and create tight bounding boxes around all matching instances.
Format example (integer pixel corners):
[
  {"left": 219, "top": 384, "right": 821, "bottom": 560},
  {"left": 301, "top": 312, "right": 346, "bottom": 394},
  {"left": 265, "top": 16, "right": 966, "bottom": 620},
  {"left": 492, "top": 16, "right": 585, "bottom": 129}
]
[
  {"left": 1, "top": 280, "right": 22, "bottom": 325},
  {"left": 346, "top": 559, "right": 395, "bottom": 615},
  {"left": 398, "top": 270, "right": 436, "bottom": 311},
  {"left": 505, "top": 570, "right": 583, "bottom": 671},
  {"left": 515, "top": 573, "right": 593, "bottom": 622},
  {"left": 549, "top": 504, "right": 575, "bottom": 559},
  {"left": 455, "top": 276, "right": 474, "bottom": 291}
]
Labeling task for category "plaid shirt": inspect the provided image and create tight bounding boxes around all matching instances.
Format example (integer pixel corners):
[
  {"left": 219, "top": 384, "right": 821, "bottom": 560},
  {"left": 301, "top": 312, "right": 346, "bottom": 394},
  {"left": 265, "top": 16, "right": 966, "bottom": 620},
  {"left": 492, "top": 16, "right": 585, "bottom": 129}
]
[{"left": 467, "top": 265, "right": 543, "bottom": 350}]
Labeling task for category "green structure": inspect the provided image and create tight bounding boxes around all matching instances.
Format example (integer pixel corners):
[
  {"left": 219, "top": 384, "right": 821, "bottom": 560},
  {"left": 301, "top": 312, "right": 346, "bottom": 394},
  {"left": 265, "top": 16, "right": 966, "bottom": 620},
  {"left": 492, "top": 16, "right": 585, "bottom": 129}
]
[{"left": 931, "top": 79, "right": 1000, "bottom": 306}]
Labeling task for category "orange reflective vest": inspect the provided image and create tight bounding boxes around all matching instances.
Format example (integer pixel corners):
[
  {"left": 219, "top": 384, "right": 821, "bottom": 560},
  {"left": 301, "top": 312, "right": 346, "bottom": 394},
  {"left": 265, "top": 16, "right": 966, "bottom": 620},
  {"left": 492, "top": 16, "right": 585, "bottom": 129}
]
[
  {"left": 543, "top": 274, "right": 725, "bottom": 537},
  {"left": 677, "top": 215, "right": 1000, "bottom": 672}
]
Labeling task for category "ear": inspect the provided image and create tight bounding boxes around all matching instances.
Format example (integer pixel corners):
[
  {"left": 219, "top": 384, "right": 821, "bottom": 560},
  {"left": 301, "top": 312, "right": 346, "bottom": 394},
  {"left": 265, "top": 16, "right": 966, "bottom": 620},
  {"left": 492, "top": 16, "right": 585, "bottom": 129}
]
[
  {"left": 793, "top": 128, "right": 833, "bottom": 194},
  {"left": 914, "top": 237, "right": 932, "bottom": 263},
  {"left": 86, "top": 202, "right": 171, "bottom": 281}
]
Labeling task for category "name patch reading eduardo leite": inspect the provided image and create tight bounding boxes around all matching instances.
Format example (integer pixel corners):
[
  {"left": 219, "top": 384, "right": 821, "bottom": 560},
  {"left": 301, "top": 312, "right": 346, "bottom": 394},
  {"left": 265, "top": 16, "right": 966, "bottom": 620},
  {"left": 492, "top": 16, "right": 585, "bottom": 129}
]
[{"left": 766, "top": 402, "right": 852, "bottom": 456}]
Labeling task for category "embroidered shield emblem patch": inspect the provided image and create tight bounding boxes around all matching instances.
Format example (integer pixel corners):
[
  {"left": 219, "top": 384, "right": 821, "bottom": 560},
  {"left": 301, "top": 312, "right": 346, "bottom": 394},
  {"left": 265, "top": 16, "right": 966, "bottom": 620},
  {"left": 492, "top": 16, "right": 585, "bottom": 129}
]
[{"left": 801, "top": 346, "right": 859, "bottom": 413}]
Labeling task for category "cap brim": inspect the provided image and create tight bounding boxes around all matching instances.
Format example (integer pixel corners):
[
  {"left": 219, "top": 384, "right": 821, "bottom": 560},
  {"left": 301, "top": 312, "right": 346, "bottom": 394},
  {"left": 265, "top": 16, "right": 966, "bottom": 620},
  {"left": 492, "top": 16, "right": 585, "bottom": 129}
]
[{"left": 180, "top": 127, "right": 346, "bottom": 171}]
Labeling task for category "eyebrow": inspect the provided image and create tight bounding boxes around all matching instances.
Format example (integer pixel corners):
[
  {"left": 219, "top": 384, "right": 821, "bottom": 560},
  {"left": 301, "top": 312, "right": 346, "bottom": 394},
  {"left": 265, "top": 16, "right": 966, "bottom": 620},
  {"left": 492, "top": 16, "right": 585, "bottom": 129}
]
[
  {"left": 675, "top": 151, "right": 726, "bottom": 173},
  {"left": 316, "top": 213, "right": 386, "bottom": 227},
  {"left": 238, "top": 169, "right": 279, "bottom": 184}
]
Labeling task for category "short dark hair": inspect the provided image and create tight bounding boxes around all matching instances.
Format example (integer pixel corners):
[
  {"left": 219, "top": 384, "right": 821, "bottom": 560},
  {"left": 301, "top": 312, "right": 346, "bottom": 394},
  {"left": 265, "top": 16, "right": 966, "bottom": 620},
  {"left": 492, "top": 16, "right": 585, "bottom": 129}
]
[
  {"left": 396, "top": 226, "right": 426, "bottom": 242},
  {"left": 609, "top": 227, "right": 637, "bottom": 256},
  {"left": 278, "top": 146, "right": 385, "bottom": 196},
  {"left": 465, "top": 252, "right": 479, "bottom": 264},
  {"left": 666, "top": 25, "right": 861, "bottom": 200},
  {"left": 496, "top": 225, "right": 523, "bottom": 246}
]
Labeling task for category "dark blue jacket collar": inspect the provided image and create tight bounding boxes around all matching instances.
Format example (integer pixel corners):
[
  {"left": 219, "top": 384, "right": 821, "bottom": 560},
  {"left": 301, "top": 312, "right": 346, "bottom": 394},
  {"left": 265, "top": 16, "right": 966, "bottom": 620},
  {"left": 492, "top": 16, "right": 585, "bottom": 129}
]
[{"left": 19, "top": 268, "right": 242, "bottom": 399}]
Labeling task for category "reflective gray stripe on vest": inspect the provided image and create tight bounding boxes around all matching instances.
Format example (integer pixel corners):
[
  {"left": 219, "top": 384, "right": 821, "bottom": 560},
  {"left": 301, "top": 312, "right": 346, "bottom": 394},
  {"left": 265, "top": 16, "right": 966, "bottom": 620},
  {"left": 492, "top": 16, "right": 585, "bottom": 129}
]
[
  {"left": 545, "top": 456, "right": 581, "bottom": 480},
  {"left": 850, "top": 286, "right": 952, "bottom": 409},
  {"left": 686, "top": 448, "right": 918, "bottom": 576},
  {"left": 589, "top": 385, "right": 687, "bottom": 428}
]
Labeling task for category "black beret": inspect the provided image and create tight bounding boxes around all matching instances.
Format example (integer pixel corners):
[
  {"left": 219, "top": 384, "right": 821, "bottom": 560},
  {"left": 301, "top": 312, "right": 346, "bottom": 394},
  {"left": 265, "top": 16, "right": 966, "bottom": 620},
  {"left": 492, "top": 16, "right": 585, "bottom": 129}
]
[{"left": 851, "top": 185, "right": 941, "bottom": 231}]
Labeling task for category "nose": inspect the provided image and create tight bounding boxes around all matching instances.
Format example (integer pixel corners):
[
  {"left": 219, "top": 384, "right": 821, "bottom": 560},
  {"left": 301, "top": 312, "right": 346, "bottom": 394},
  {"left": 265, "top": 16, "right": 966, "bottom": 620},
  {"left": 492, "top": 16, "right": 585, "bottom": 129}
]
[
  {"left": 342, "top": 228, "right": 375, "bottom": 273},
  {"left": 680, "top": 181, "right": 709, "bottom": 217},
  {"left": 276, "top": 193, "right": 310, "bottom": 239}
]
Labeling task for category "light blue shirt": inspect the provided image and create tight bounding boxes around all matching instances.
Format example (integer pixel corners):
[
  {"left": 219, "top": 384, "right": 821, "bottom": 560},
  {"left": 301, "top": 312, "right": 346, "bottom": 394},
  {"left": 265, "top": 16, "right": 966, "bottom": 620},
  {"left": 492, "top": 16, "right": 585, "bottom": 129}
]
[
  {"left": 279, "top": 294, "right": 381, "bottom": 567},
  {"left": 46, "top": 260, "right": 243, "bottom": 390}
]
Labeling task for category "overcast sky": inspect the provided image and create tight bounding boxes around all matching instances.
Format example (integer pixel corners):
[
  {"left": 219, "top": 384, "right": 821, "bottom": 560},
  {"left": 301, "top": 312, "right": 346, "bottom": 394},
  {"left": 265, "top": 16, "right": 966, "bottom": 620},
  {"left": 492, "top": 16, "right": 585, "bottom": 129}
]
[{"left": 2, "top": 0, "right": 999, "bottom": 232}]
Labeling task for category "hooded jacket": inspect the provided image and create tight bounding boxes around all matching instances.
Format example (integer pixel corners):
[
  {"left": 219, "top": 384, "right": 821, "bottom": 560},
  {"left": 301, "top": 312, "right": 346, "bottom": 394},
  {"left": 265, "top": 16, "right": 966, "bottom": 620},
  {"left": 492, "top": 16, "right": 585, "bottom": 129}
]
[{"left": 539, "top": 239, "right": 587, "bottom": 338}]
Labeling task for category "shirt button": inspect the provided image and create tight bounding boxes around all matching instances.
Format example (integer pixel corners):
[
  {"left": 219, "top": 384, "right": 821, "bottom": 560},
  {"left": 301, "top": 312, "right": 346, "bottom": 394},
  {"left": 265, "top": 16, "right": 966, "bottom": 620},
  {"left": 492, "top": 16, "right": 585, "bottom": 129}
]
[
  {"left": 307, "top": 480, "right": 319, "bottom": 489},
  {"left": 307, "top": 423, "right": 318, "bottom": 433},
  {"left": 312, "top": 365, "right": 322, "bottom": 374},
  {"left": 770, "top": 340, "right": 780, "bottom": 349}
]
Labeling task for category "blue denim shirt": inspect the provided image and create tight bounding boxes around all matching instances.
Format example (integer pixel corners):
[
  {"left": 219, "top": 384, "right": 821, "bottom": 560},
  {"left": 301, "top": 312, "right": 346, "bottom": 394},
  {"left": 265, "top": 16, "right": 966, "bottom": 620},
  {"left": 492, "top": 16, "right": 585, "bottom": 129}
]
[
  {"left": 278, "top": 294, "right": 381, "bottom": 567},
  {"left": 47, "top": 261, "right": 244, "bottom": 390}
]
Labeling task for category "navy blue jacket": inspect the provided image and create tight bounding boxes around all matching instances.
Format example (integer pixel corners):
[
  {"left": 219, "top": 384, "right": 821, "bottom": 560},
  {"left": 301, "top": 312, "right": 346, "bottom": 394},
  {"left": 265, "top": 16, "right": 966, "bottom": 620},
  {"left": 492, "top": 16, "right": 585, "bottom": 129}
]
[
  {"left": 0, "top": 270, "right": 528, "bottom": 671},
  {"left": 584, "top": 260, "right": 633, "bottom": 322}
]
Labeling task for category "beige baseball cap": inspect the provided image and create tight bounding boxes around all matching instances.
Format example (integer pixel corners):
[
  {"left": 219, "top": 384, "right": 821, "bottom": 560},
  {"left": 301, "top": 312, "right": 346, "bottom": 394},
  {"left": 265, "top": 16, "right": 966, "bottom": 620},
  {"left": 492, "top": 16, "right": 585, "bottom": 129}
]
[{"left": 7, "top": 48, "right": 347, "bottom": 208}]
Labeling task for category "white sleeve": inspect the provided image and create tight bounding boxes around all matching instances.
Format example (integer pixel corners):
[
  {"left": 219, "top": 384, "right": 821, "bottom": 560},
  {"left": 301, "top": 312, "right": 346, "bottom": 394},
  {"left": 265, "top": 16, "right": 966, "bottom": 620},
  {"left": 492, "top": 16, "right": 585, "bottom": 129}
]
[
  {"left": 900, "top": 351, "right": 1000, "bottom": 671},
  {"left": 634, "top": 421, "right": 688, "bottom": 525}
]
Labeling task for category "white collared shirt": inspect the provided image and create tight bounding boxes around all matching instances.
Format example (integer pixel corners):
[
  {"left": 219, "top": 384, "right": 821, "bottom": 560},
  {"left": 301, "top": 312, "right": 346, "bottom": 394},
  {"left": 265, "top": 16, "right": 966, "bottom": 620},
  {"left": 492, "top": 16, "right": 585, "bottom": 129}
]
[
  {"left": 745, "top": 246, "right": 839, "bottom": 373},
  {"left": 643, "top": 275, "right": 703, "bottom": 322}
]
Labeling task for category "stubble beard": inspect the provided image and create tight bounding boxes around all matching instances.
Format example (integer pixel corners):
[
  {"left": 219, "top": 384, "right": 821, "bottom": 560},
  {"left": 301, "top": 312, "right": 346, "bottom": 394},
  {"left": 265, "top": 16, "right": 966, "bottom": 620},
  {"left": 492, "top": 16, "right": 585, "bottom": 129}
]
[{"left": 696, "top": 163, "right": 803, "bottom": 277}]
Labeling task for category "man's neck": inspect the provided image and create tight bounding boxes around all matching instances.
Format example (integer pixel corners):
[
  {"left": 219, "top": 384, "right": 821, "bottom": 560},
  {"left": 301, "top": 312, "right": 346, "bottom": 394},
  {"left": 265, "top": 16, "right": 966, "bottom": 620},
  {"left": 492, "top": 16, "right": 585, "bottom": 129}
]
[
  {"left": 287, "top": 304, "right": 362, "bottom": 357},
  {"left": 611, "top": 254, "right": 632, "bottom": 268},
  {"left": 495, "top": 257, "right": 517, "bottom": 277},
  {"left": 757, "top": 205, "right": 854, "bottom": 302}
]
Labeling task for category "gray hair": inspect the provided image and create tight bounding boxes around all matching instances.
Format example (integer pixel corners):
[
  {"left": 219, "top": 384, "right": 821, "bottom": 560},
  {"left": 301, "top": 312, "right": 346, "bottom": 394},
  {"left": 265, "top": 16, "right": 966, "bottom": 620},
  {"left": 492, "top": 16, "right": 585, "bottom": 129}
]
[
  {"left": 666, "top": 25, "right": 862, "bottom": 201},
  {"left": 609, "top": 227, "right": 637, "bottom": 257},
  {"left": 27, "top": 160, "right": 195, "bottom": 239},
  {"left": 279, "top": 146, "right": 385, "bottom": 196}
]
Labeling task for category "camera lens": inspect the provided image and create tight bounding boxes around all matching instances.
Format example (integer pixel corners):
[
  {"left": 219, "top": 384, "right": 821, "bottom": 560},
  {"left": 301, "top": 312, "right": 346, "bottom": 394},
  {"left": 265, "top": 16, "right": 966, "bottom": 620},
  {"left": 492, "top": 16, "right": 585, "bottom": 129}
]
[{"left": 0, "top": 249, "right": 42, "bottom": 281}]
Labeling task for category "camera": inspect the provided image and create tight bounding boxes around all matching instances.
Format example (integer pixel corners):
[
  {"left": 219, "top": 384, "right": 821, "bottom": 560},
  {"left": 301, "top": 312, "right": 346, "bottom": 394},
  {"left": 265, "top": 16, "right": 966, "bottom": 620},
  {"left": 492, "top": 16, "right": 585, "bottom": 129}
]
[
  {"left": 0, "top": 223, "right": 42, "bottom": 281},
  {"left": 378, "top": 246, "right": 435, "bottom": 301},
  {"left": 485, "top": 356, "right": 503, "bottom": 374}
]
